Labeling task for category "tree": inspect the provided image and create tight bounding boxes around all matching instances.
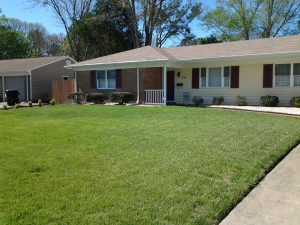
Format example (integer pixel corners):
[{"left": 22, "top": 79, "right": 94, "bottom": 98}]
[
  {"left": 75, "top": 0, "right": 138, "bottom": 59},
  {"left": 45, "top": 33, "right": 65, "bottom": 56},
  {"left": 28, "top": 0, "right": 94, "bottom": 61},
  {"left": 28, "top": 24, "right": 47, "bottom": 57},
  {"left": 258, "top": 0, "right": 300, "bottom": 38},
  {"left": 203, "top": 0, "right": 300, "bottom": 41},
  {"left": 124, "top": 0, "right": 202, "bottom": 47},
  {"left": 180, "top": 34, "right": 221, "bottom": 46},
  {"left": 0, "top": 24, "right": 30, "bottom": 59}
]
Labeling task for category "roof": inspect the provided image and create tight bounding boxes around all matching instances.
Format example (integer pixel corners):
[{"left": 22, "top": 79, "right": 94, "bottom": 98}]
[
  {"left": 68, "top": 35, "right": 300, "bottom": 69},
  {"left": 0, "top": 56, "right": 73, "bottom": 73}
]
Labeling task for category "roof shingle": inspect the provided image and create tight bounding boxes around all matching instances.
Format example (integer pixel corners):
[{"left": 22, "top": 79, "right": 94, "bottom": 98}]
[
  {"left": 70, "top": 35, "right": 300, "bottom": 68},
  {"left": 0, "top": 56, "right": 71, "bottom": 73}
]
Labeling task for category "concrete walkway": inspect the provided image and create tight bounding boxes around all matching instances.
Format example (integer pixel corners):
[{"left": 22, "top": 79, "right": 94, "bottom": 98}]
[{"left": 220, "top": 145, "right": 300, "bottom": 225}]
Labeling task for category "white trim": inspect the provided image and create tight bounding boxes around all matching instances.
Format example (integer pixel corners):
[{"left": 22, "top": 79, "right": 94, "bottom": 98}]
[
  {"left": 75, "top": 71, "right": 78, "bottom": 92},
  {"left": 96, "top": 70, "right": 117, "bottom": 90},
  {"left": 136, "top": 68, "right": 140, "bottom": 103},
  {"left": 163, "top": 66, "right": 167, "bottom": 105}
]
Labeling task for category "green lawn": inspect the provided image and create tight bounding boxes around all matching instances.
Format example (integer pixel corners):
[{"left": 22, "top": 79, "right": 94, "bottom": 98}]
[{"left": 0, "top": 105, "right": 300, "bottom": 225}]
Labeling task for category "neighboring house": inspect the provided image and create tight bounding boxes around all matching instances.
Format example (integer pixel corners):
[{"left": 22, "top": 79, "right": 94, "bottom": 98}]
[
  {"left": 67, "top": 35, "right": 300, "bottom": 106},
  {"left": 0, "top": 56, "right": 76, "bottom": 102}
]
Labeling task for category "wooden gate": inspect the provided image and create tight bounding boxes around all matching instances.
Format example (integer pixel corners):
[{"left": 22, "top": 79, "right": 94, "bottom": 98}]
[{"left": 52, "top": 80, "right": 76, "bottom": 104}]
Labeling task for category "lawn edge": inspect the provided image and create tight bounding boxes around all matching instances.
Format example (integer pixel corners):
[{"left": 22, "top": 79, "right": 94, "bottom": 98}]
[{"left": 217, "top": 138, "right": 300, "bottom": 225}]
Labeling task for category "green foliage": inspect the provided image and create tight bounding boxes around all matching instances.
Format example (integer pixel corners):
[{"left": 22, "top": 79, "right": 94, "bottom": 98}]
[
  {"left": 290, "top": 96, "right": 300, "bottom": 107},
  {"left": 14, "top": 103, "right": 20, "bottom": 109},
  {"left": 111, "top": 92, "right": 133, "bottom": 105},
  {"left": 212, "top": 96, "right": 224, "bottom": 105},
  {"left": 202, "top": 0, "right": 300, "bottom": 41},
  {"left": 180, "top": 34, "right": 221, "bottom": 46},
  {"left": 38, "top": 99, "right": 43, "bottom": 107},
  {"left": 192, "top": 96, "right": 204, "bottom": 106},
  {"left": 28, "top": 101, "right": 33, "bottom": 107},
  {"left": 49, "top": 98, "right": 56, "bottom": 106},
  {"left": 1, "top": 106, "right": 300, "bottom": 225},
  {"left": 236, "top": 95, "right": 248, "bottom": 106},
  {"left": 2, "top": 103, "right": 8, "bottom": 110},
  {"left": 260, "top": 96, "right": 279, "bottom": 107},
  {"left": 0, "top": 24, "right": 30, "bottom": 59},
  {"left": 86, "top": 93, "right": 107, "bottom": 104},
  {"left": 67, "top": 92, "right": 85, "bottom": 104}
]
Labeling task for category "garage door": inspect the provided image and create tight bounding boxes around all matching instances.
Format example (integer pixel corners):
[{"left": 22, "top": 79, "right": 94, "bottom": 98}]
[{"left": 5, "top": 76, "right": 26, "bottom": 101}]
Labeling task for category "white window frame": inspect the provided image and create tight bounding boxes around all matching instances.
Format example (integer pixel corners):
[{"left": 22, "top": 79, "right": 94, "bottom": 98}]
[
  {"left": 273, "top": 63, "right": 300, "bottom": 88},
  {"left": 199, "top": 66, "right": 231, "bottom": 88},
  {"left": 293, "top": 63, "right": 300, "bottom": 87},
  {"left": 96, "top": 70, "right": 116, "bottom": 90}
]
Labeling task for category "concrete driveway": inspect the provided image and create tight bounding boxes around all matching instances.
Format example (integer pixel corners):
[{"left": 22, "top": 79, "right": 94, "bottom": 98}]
[{"left": 220, "top": 145, "right": 300, "bottom": 225}]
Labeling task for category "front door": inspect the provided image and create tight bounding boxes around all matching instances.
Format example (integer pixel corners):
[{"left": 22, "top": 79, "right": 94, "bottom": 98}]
[{"left": 167, "top": 71, "right": 175, "bottom": 102}]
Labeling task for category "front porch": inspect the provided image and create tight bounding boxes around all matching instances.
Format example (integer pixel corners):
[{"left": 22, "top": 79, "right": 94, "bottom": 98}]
[{"left": 76, "top": 66, "right": 176, "bottom": 105}]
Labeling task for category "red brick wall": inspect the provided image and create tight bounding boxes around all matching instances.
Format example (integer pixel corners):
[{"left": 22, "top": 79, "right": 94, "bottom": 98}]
[{"left": 76, "top": 67, "right": 162, "bottom": 103}]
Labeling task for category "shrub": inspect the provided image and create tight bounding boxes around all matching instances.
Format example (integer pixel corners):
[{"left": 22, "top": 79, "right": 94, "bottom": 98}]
[
  {"left": 212, "top": 96, "right": 224, "bottom": 105},
  {"left": 28, "top": 101, "right": 33, "bottom": 107},
  {"left": 38, "top": 99, "right": 43, "bottom": 107},
  {"left": 111, "top": 92, "right": 133, "bottom": 105},
  {"left": 67, "top": 92, "right": 85, "bottom": 104},
  {"left": 86, "top": 93, "right": 107, "bottom": 104},
  {"left": 2, "top": 103, "right": 8, "bottom": 110},
  {"left": 49, "top": 98, "right": 56, "bottom": 106},
  {"left": 235, "top": 95, "right": 248, "bottom": 106},
  {"left": 290, "top": 96, "right": 300, "bottom": 107},
  {"left": 14, "top": 103, "right": 20, "bottom": 109},
  {"left": 260, "top": 95, "right": 279, "bottom": 107},
  {"left": 192, "top": 96, "right": 204, "bottom": 106}
]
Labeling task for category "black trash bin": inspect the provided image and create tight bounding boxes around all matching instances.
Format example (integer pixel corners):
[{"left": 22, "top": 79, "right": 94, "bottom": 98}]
[{"left": 6, "top": 89, "right": 19, "bottom": 106}]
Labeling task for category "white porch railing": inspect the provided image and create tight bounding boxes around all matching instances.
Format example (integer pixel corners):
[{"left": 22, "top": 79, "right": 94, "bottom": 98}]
[{"left": 145, "top": 89, "right": 165, "bottom": 105}]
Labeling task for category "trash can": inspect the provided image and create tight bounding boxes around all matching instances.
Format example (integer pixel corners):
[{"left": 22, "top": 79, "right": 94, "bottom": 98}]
[{"left": 6, "top": 89, "right": 19, "bottom": 106}]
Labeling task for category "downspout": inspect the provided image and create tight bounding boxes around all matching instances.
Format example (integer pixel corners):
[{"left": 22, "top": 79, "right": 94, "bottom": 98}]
[{"left": 29, "top": 71, "right": 33, "bottom": 100}]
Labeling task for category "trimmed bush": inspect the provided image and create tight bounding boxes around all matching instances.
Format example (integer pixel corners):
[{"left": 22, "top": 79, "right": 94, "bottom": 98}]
[
  {"left": 290, "top": 96, "right": 300, "bottom": 107},
  {"left": 14, "top": 103, "right": 20, "bottom": 109},
  {"left": 111, "top": 92, "right": 133, "bottom": 105},
  {"left": 86, "top": 93, "right": 107, "bottom": 104},
  {"left": 192, "top": 96, "right": 204, "bottom": 106},
  {"left": 28, "top": 101, "right": 33, "bottom": 107},
  {"left": 50, "top": 98, "right": 56, "bottom": 106},
  {"left": 212, "top": 96, "right": 224, "bottom": 105},
  {"left": 260, "top": 95, "right": 279, "bottom": 107},
  {"left": 38, "top": 99, "right": 43, "bottom": 107},
  {"left": 235, "top": 95, "right": 248, "bottom": 106},
  {"left": 68, "top": 92, "right": 85, "bottom": 104},
  {"left": 2, "top": 103, "right": 8, "bottom": 110}
]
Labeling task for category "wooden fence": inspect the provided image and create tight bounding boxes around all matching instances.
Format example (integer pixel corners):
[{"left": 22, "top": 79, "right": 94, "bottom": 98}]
[{"left": 52, "top": 80, "right": 76, "bottom": 104}]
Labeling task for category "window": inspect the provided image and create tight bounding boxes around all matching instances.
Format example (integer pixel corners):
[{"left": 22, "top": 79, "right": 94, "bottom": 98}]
[
  {"left": 201, "top": 67, "right": 206, "bottom": 87},
  {"left": 223, "top": 67, "right": 230, "bottom": 87},
  {"left": 275, "top": 64, "right": 290, "bottom": 87},
  {"left": 294, "top": 63, "right": 300, "bottom": 87},
  {"left": 97, "top": 70, "right": 116, "bottom": 89},
  {"left": 208, "top": 67, "right": 222, "bottom": 87}
]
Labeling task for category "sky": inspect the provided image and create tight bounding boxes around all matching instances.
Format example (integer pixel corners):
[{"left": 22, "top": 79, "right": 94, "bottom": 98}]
[{"left": 0, "top": 0, "right": 213, "bottom": 45}]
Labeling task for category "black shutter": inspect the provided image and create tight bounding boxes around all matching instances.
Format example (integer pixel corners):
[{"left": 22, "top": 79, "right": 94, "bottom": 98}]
[
  {"left": 230, "top": 66, "right": 239, "bottom": 88},
  {"left": 90, "top": 71, "right": 96, "bottom": 89},
  {"left": 263, "top": 64, "right": 273, "bottom": 88},
  {"left": 116, "top": 69, "right": 122, "bottom": 89},
  {"left": 192, "top": 68, "right": 199, "bottom": 89}
]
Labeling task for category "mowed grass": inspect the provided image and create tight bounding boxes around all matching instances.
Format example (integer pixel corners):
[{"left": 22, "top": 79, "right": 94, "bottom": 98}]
[{"left": 0, "top": 105, "right": 300, "bottom": 225}]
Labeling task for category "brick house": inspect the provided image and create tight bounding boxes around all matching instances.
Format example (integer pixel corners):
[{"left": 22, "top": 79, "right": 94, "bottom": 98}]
[{"left": 67, "top": 35, "right": 300, "bottom": 106}]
